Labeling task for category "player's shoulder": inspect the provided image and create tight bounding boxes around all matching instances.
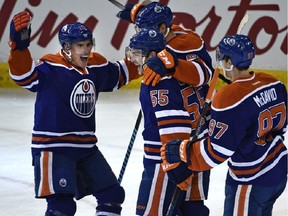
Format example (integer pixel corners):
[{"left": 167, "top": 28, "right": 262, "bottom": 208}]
[
  {"left": 87, "top": 52, "right": 108, "bottom": 66},
  {"left": 254, "top": 71, "right": 279, "bottom": 83},
  {"left": 168, "top": 25, "right": 204, "bottom": 52},
  {"left": 212, "top": 72, "right": 282, "bottom": 110},
  {"left": 39, "top": 52, "right": 70, "bottom": 67},
  {"left": 40, "top": 52, "right": 63, "bottom": 63}
]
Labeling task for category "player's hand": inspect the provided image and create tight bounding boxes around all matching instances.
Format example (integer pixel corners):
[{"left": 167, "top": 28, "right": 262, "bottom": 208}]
[
  {"left": 161, "top": 139, "right": 191, "bottom": 163},
  {"left": 143, "top": 49, "right": 178, "bottom": 86},
  {"left": 9, "top": 11, "right": 32, "bottom": 50},
  {"left": 116, "top": 3, "right": 145, "bottom": 23},
  {"left": 142, "top": 69, "right": 161, "bottom": 87},
  {"left": 161, "top": 139, "right": 182, "bottom": 163},
  {"left": 161, "top": 160, "right": 193, "bottom": 191}
]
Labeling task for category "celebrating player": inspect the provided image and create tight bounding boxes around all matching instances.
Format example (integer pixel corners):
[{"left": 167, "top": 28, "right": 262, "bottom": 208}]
[
  {"left": 8, "top": 11, "right": 142, "bottom": 216},
  {"left": 118, "top": 2, "right": 213, "bottom": 214},
  {"left": 161, "top": 34, "right": 288, "bottom": 215},
  {"left": 126, "top": 28, "right": 210, "bottom": 215}
]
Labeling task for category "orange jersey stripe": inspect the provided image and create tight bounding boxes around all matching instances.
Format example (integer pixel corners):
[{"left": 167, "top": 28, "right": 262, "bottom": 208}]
[
  {"left": 157, "top": 119, "right": 192, "bottom": 127},
  {"left": 14, "top": 71, "right": 38, "bottom": 86},
  {"left": 40, "top": 151, "right": 53, "bottom": 196},
  {"left": 160, "top": 132, "right": 190, "bottom": 144},
  {"left": 206, "top": 138, "right": 226, "bottom": 163},
  {"left": 234, "top": 185, "right": 251, "bottom": 216},
  {"left": 230, "top": 143, "right": 285, "bottom": 176},
  {"left": 144, "top": 146, "right": 160, "bottom": 153},
  {"left": 147, "top": 167, "right": 166, "bottom": 215},
  {"left": 189, "top": 142, "right": 212, "bottom": 171},
  {"left": 32, "top": 135, "right": 97, "bottom": 143}
]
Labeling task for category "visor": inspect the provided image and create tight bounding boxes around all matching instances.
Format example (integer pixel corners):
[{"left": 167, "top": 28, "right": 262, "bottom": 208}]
[{"left": 216, "top": 47, "right": 225, "bottom": 62}]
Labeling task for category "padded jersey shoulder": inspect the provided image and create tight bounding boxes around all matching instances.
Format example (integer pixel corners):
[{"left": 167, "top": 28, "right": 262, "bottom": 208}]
[
  {"left": 212, "top": 72, "right": 279, "bottom": 110},
  {"left": 167, "top": 25, "right": 204, "bottom": 52}
]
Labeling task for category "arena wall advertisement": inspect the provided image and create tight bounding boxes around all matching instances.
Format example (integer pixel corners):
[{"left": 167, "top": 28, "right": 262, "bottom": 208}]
[{"left": 0, "top": 0, "right": 287, "bottom": 88}]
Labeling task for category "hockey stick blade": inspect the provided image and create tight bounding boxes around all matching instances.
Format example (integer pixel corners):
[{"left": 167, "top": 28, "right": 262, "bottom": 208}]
[
  {"left": 237, "top": 14, "right": 249, "bottom": 34},
  {"left": 108, "top": 0, "right": 125, "bottom": 9}
]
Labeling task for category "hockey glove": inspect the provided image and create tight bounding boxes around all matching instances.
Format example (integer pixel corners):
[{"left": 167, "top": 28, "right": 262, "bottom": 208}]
[
  {"left": 143, "top": 48, "right": 178, "bottom": 86},
  {"left": 9, "top": 11, "right": 32, "bottom": 51},
  {"left": 161, "top": 139, "right": 182, "bottom": 163},
  {"left": 161, "top": 139, "right": 191, "bottom": 164},
  {"left": 116, "top": 3, "right": 145, "bottom": 23},
  {"left": 162, "top": 160, "right": 193, "bottom": 191}
]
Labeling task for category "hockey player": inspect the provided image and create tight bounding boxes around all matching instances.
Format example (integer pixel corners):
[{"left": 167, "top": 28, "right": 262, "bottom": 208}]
[
  {"left": 8, "top": 11, "right": 142, "bottom": 216},
  {"left": 117, "top": 1, "right": 214, "bottom": 87},
  {"left": 127, "top": 28, "right": 210, "bottom": 215},
  {"left": 161, "top": 34, "right": 288, "bottom": 215},
  {"left": 118, "top": 2, "right": 213, "bottom": 214}
]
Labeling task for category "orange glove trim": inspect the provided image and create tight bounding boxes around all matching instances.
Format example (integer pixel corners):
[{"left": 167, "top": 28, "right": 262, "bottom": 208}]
[
  {"left": 157, "top": 49, "right": 175, "bottom": 69},
  {"left": 179, "top": 139, "right": 190, "bottom": 163},
  {"left": 161, "top": 161, "right": 179, "bottom": 172},
  {"left": 130, "top": 4, "right": 145, "bottom": 23},
  {"left": 13, "top": 11, "right": 31, "bottom": 31},
  {"left": 177, "top": 173, "right": 193, "bottom": 191},
  {"left": 143, "top": 68, "right": 161, "bottom": 86}
]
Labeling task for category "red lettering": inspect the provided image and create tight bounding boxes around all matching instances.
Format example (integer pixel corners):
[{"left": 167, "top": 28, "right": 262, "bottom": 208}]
[
  {"left": 0, "top": 0, "right": 17, "bottom": 42},
  {"left": 0, "top": 0, "right": 286, "bottom": 57},
  {"left": 195, "top": 7, "right": 221, "bottom": 51},
  {"left": 111, "top": 0, "right": 140, "bottom": 50},
  {"left": 172, "top": 12, "right": 196, "bottom": 30},
  {"left": 280, "top": 32, "right": 288, "bottom": 54},
  {"left": 249, "top": 17, "right": 278, "bottom": 55},
  {"left": 31, "top": 12, "right": 98, "bottom": 47}
]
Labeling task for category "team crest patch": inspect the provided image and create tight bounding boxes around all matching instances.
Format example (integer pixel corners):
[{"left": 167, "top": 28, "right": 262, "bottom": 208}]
[
  {"left": 59, "top": 178, "right": 67, "bottom": 187},
  {"left": 70, "top": 79, "right": 96, "bottom": 118}
]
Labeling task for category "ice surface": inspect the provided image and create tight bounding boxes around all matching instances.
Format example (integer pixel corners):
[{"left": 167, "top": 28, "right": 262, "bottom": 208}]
[{"left": 0, "top": 88, "right": 287, "bottom": 215}]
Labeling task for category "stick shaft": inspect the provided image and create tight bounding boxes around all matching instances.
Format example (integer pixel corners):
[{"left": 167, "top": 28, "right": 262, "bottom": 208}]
[
  {"left": 237, "top": 14, "right": 249, "bottom": 34},
  {"left": 166, "top": 68, "right": 220, "bottom": 216},
  {"left": 118, "top": 109, "right": 142, "bottom": 183},
  {"left": 108, "top": 0, "right": 125, "bottom": 9}
]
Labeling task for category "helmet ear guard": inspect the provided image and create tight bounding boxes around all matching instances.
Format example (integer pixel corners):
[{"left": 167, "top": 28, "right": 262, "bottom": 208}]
[{"left": 217, "top": 34, "right": 255, "bottom": 68}]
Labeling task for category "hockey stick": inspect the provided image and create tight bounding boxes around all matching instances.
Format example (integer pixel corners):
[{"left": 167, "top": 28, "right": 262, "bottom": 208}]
[
  {"left": 166, "top": 14, "right": 250, "bottom": 216},
  {"left": 118, "top": 109, "right": 142, "bottom": 183},
  {"left": 166, "top": 67, "right": 220, "bottom": 216},
  {"left": 108, "top": 0, "right": 124, "bottom": 9},
  {"left": 237, "top": 14, "right": 249, "bottom": 34}
]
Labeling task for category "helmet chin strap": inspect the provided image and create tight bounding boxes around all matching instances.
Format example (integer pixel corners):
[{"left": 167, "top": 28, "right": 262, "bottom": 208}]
[
  {"left": 62, "top": 49, "right": 79, "bottom": 68},
  {"left": 63, "top": 49, "right": 72, "bottom": 61},
  {"left": 220, "top": 61, "right": 234, "bottom": 79},
  {"left": 164, "top": 27, "right": 170, "bottom": 37}
]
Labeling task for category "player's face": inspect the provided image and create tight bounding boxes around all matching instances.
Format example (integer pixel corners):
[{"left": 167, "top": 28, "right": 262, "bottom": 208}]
[
  {"left": 126, "top": 47, "right": 146, "bottom": 75},
  {"left": 70, "top": 40, "right": 93, "bottom": 69}
]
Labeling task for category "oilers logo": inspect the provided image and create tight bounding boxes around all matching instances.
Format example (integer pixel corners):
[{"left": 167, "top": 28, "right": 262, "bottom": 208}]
[{"left": 70, "top": 79, "right": 96, "bottom": 118}]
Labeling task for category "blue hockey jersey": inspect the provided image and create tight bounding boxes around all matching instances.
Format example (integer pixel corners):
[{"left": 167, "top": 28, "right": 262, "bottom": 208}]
[
  {"left": 187, "top": 72, "right": 287, "bottom": 186},
  {"left": 9, "top": 48, "right": 140, "bottom": 158},
  {"left": 140, "top": 76, "right": 209, "bottom": 167}
]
